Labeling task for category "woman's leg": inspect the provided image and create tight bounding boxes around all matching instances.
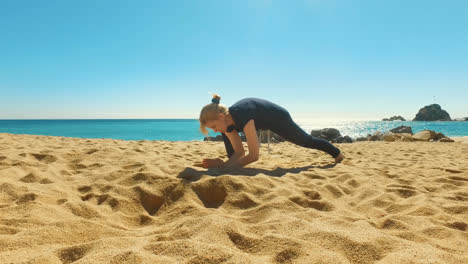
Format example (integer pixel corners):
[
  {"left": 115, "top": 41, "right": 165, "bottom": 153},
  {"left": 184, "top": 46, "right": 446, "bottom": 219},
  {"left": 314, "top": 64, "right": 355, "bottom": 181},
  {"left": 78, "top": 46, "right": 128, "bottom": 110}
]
[{"left": 270, "top": 113, "right": 341, "bottom": 158}]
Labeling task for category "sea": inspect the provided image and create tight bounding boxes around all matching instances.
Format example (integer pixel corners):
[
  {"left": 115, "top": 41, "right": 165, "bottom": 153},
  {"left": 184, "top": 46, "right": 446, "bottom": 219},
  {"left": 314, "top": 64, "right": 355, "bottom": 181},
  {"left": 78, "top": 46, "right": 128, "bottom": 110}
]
[{"left": 1, "top": 119, "right": 468, "bottom": 141}]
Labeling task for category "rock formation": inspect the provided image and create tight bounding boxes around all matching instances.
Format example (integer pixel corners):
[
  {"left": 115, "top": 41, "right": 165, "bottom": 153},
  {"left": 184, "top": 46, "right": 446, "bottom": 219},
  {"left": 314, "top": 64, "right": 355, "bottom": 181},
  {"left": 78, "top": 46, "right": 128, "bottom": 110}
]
[
  {"left": 413, "top": 104, "right": 451, "bottom": 121},
  {"left": 382, "top": 116, "right": 406, "bottom": 121},
  {"left": 310, "top": 128, "right": 353, "bottom": 143},
  {"left": 390, "top": 126, "right": 413, "bottom": 134}
]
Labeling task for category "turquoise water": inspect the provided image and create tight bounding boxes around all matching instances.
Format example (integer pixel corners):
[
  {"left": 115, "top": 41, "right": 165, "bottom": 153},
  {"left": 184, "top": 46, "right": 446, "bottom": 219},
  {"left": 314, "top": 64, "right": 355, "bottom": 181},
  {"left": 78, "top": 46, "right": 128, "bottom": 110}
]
[
  {"left": 0, "top": 119, "right": 208, "bottom": 141},
  {"left": 296, "top": 120, "right": 468, "bottom": 139},
  {"left": 1, "top": 119, "right": 467, "bottom": 141}
]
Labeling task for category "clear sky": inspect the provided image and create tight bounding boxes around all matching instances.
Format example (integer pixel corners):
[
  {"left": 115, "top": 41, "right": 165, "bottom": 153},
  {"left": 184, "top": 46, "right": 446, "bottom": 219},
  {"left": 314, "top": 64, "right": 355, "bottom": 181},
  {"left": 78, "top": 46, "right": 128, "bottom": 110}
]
[{"left": 1, "top": 0, "right": 467, "bottom": 120}]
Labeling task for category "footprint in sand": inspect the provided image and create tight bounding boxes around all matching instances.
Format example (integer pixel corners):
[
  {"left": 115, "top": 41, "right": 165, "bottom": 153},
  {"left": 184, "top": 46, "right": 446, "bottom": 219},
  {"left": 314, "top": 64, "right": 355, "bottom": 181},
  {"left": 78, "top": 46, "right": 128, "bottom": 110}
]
[
  {"left": 20, "top": 172, "right": 40, "bottom": 183},
  {"left": 30, "top": 153, "right": 57, "bottom": 164},
  {"left": 346, "top": 179, "right": 360, "bottom": 188},
  {"left": 385, "top": 185, "right": 418, "bottom": 199},
  {"left": 446, "top": 192, "right": 468, "bottom": 202},
  {"left": 274, "top": 248, "right": 301, "bottom": 264},
  {"left": 448, "top": 176, "right": 468, "bottom": 182},
  {"left": 19, "top": 172, "right": 53, "bottom": 184},
  {"left": 134, "top": 186, "right": 165, "bottom": 215},
  {"left": 57, "top": 244, "right": 92, "bottom": 264},
  {"left": 227, "top": 230, "right": 260, "bottom": 253},
  {"left": 445, "top": 168, "right": 462, "bottom": 174},
  {"left": 40, "top": 178, "right": 54, "bottom": 184},
  {"left": 325, "top": 184, "right": 344, "bottom": 198},
  {"left": 228, "top": 194, "right": 259, "bottom": 209},
  {"left": 378, "top": 217, "right": 409, "bottom": 230},
  {"left": 78, "top": 185, "right": 92, "bottom": 193},
  {"left": 192, "top": 180, "right": 227, "bottom": 209},
  {"left": 84, "top": 148, "right": 99, "bottom": 154},
  {"left": 122, "top": 162, "right": 145, "bottom": 170},
  {"left": 290, "top": 196, "right": 334, "bottom": 211},
  {"left": 445, "top": 221, "right": 467, "bottom": 231},
  {"left": 16, "top": 193, "right": 37, "bottom": 204}
]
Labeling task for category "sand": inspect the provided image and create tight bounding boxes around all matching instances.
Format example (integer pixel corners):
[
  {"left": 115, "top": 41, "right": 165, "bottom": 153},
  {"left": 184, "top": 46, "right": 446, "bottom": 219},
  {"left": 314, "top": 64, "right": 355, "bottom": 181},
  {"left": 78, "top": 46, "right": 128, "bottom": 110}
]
[
  {"left": 0, "top": 132, "right": 467, "bottom": 264},
  {"left": 453, "top": 136, "right": 468, "bottom": 144}
]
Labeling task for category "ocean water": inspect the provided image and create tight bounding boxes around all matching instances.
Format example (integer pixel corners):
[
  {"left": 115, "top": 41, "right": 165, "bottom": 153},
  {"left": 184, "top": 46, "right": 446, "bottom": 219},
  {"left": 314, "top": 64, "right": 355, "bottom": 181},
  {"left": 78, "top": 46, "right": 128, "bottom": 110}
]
[
  {"left": 1, "top": 119, "right": 468, "bottom": 141},
  {"left": 295, "top": 119, "right": 468, "bottom": 139}
]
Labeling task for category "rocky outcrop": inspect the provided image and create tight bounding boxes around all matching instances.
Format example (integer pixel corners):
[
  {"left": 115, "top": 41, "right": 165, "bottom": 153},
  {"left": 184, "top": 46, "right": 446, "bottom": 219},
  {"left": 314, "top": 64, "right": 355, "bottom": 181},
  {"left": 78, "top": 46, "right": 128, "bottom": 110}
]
[
  {"left": 383, "top": 133, "right": 413, "bottom": 142},
  {"left": 382, "top": 115, "right": 406, "bottom": 121},
  {"left": 204, "top": 126, "right": 454, "bottom": 144},
  {"left": 369, "top": 131, "right": 384, "bottom": 141},
  {"left": 466, "top": 117, "right": 468, "bottom": 121},
  {"left": 412, "top": 130, "right": 436, "bottom": 141},
  {"left": 434, "top": 132, "right": 447, "bottom": 141},
  {"left": 311, "top": 128, "right": 341, "bottom": 141},
  {"left": 356, "top": 136, "right": 369, "bottom": 142},
  {"left": 410, "top": 130, "right": 454, "bottom": 142},
  {"left": 357, "top": 127, "right": 453, "bottom": 143},
  {"left": 334, "top": 136, "right": 353, "bottom": 143},
  {"left": 311, "top": 128, "right": 353, "bottom": 143},
  {"left": 390, "top": 126, "right": 413, "bottom": 134},
  {"left": 413, "top": 104, "right": 451, "bottom": 121}
]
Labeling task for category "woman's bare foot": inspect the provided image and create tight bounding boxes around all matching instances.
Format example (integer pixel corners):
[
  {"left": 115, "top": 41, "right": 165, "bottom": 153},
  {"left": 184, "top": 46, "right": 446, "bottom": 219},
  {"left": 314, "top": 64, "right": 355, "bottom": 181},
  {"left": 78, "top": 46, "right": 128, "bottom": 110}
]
[{"left": 335, "top": 153, "right": 344, "bottom": 163}]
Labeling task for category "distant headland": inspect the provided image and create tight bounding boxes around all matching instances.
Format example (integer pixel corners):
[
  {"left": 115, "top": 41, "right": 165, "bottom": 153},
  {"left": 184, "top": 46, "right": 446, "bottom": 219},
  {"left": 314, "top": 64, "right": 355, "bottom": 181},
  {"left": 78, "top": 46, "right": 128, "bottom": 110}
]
[{"left": 383, "top": 104, "right": 466, "bottom": 122}]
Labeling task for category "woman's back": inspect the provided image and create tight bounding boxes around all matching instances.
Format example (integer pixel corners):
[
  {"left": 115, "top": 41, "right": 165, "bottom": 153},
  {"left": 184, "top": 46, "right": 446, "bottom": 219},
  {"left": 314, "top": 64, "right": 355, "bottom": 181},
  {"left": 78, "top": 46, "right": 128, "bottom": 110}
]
[{"left": 228, "top": 98, "right": 289, "bottom": 132}]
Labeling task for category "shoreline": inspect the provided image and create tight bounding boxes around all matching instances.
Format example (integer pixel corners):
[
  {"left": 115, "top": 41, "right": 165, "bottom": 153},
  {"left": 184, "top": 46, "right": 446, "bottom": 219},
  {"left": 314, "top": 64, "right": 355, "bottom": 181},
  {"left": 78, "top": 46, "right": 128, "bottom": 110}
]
[
  {"left": 2, "top": 119, "right": 468, "bottom": 142},
  {"left": 2, "top": 132, "right": 468, "bottom": 142},
  {"left": 452, "top": 136, "right": 468, "bottom": 144}
]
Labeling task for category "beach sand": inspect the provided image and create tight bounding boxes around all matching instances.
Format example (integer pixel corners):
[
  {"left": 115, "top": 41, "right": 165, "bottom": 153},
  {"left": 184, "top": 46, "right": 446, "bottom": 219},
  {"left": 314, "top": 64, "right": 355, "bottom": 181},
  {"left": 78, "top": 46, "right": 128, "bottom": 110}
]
[
  {"left": 0, "top": 133, "right": 467, "bottom": 264},
  {"left": 453, "top": 136, "right": 468, "bottom": 144}
]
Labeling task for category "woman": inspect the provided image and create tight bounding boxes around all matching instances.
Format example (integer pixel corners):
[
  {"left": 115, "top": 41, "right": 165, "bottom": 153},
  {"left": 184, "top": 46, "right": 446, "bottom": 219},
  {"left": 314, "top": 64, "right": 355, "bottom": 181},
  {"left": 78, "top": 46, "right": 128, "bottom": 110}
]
[{"left": 199, "top": 94, "right": 344, "bottom": 168}]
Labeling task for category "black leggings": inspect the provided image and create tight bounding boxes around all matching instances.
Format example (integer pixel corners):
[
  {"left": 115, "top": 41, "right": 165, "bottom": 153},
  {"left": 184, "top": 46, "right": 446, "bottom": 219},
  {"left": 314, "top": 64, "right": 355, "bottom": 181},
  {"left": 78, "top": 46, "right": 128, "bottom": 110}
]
[{"left": 222, "top": 112, "right": 341, "bottom": 159}]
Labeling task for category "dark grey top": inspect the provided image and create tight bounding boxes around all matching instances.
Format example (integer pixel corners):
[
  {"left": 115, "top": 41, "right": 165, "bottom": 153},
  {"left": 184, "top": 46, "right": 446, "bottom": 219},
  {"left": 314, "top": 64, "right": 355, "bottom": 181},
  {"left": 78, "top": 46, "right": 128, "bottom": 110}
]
[{"left": 227, "top": 98, "right": 289, "bottom": 132}]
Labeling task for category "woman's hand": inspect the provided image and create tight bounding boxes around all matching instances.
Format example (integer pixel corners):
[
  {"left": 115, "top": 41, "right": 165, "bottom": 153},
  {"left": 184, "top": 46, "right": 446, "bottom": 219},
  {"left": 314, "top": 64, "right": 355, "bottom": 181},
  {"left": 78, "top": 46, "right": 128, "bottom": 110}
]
[{"left": 202, "top": 158, "right": 225, "bottom": 168}]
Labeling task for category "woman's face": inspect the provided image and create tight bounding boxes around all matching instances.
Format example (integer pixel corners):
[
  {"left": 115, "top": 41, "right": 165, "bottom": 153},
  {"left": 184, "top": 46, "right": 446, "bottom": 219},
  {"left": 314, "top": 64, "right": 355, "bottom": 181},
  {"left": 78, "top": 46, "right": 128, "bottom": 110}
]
[{"left": 205, "top": 114, "right": 227, "bottom": 134}]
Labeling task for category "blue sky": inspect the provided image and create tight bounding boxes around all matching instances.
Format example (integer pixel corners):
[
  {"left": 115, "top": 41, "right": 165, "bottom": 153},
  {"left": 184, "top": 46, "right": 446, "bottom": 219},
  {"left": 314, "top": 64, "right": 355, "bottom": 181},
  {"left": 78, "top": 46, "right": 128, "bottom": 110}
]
[{"left": 1, "top": 0, "right": 467, "bottom": 120}]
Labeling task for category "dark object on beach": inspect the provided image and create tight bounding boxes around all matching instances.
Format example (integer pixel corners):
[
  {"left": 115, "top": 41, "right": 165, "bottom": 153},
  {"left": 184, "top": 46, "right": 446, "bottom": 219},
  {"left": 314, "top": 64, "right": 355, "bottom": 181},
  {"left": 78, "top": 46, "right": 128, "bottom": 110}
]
[
  {"left": 382, "top": 115, "right": 406, "bottom": 121},
  {"left": 465, "top": 117, "right": 468, "bottom": 121},
  {"left": 311, "top": 128, "right": 354, "bottom": 143},
  {"left": 390, "top": 126, "right": 413, "bottom": 134},
  {"left": 356, "top": 137, "right": 368, "bottom": 142},
  {"left": 203, "top": 135, "right": 224, "bottom": 141},
  {"left": 439, "top": 137, "right": 455, "bottom": 142},
  {"left": 413, "top": 104, "right": 451, "bottom": 121},
  {"left": 311, "top": 128, "right": 341, "bottom": 141},
  {"left": 434, "top": 132, "right": 447, "bottom": 141},
  {"left": 333, "top": 135, "right": 353, "bottom": 143},
  {"left": 369, "top": 131, "right": 384, "bottom": 141}
]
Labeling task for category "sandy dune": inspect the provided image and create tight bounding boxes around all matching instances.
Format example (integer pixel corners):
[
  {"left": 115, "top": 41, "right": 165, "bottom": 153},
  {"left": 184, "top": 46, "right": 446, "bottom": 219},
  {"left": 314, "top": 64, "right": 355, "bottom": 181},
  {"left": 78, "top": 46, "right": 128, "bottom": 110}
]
[{"left": 0, "top": 133, "right": 467, "bottom": 264}]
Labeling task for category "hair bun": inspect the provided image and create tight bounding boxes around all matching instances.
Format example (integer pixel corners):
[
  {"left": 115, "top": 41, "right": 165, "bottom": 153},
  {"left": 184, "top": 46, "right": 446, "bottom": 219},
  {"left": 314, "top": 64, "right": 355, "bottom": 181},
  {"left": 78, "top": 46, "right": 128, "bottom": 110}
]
[{"left": 211, "top": 94, "right": 221, "bottom": 104}]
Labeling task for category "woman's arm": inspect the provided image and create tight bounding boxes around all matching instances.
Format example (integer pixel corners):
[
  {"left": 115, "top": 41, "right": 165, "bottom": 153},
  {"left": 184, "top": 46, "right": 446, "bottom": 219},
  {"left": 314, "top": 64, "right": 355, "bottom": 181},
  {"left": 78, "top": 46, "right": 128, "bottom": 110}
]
[
  {"left": 222, "top": 131, "right": 245, "bottom": 167},
  {"left": 223, "top": 119, "right": 259, "bottom": 168},
  {"left": 201, "top": 131, "right": 245, "bottom": 169}
]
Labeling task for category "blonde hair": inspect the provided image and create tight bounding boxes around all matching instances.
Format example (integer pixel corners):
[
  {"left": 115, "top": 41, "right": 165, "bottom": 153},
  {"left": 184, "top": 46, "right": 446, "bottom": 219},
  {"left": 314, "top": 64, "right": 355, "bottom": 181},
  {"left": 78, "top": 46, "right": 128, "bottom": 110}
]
[{"left": 199, "top": 94, "right": 229, "bottom": 135}]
